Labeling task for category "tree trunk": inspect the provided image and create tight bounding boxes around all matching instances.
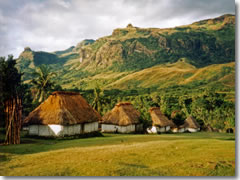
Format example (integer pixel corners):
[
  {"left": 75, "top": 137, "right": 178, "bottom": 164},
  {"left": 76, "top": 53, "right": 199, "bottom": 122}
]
[{"left": 4, "top": 97, "right": 22, "bottom": 145}]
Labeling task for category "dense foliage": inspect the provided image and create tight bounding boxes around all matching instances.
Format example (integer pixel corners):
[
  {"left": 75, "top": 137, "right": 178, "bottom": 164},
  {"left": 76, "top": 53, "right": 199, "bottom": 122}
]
[{"left": 74, "top": 86, "right": 235, "bottom": 132}]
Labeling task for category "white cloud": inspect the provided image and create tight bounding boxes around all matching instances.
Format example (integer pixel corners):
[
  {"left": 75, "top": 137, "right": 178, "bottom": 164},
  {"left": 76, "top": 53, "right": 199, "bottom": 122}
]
[{"left": 0, "top": 0, "right": 235, "bottom": 58}]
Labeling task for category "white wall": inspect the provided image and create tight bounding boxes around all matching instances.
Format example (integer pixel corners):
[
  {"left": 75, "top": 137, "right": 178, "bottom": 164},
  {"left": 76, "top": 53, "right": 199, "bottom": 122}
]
[
  {"left": 178, "top": 128, "right": 186, "bottom": 133},
  {"left": 187, "top": 128, "right": 198, "bottom": 132},
  {"left": 29, "top": 125, "right": 38, "bottom": 135},
  {"left": 118, "top": 124, "right": 135, "bottom": 133},
  {"left": 101, "top": 124, "right": 137, "bottom": 133},
  {"left": 49, "top": 125, "right": 63, "bottom": 136},
  {"left": 157, "top": 126, "right": 166, "bottom": 133},
  {"left": 147, "top": 126, "right": 157, "bottom": 134},
  {"left": 84, "top": 122, "right": 98, "bottom": 133},
  {"left": 148, "top": 126, "right": 169, "bottom": 133},
  {"left": 62, "top": 124, "right": 83, "bottom": 136},
  {"left": 101, "top": 124, "right": 116, "bottom": 133},
  {"left": 74, "top": 124, "right": 81, "bottom": 134},
  {"left": 28, "top": 122, "right": 98, "bottom": 137},
  {"left": 39, "top": 125, "right": 51, "bottom": 136},
  {"left": 69, "top": 125, "right": 75, "bottom": 135}
]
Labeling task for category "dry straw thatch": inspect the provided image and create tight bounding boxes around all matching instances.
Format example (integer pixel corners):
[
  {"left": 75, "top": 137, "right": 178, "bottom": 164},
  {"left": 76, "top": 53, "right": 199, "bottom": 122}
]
[
  {"left": 102, "top": 102, "right": 141, "bottom": 126},
  {"left": 24, "top": 91, "right": 101, "bottom": 125},
  {"left": 183, "top": 116, "right": 200, "bottom": 129},
  {"left": 149, "top": 107, "right": 174, "bottom": 127}
]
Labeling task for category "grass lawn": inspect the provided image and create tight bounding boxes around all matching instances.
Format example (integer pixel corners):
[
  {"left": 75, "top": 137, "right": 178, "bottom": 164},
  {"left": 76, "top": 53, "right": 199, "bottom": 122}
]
[{"left": 0, "top": 131, "right": 235, "bottom": 176}]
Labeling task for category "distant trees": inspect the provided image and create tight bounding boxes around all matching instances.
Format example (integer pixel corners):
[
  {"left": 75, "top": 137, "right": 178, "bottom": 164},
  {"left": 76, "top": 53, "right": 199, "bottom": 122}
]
[
  {"left": 171, "top": 110, "right": 185, "bottom": 126},
  {"left": 191, "top": 98, "right": 209, "bottom": 126},
  {"left": 91, "top": 86, "right": 109, "bottom": 115},
  {"left": 223, "top": 104, "right": 235, "bottom": 132},
  {"left": 31, "top": 65, "right": 56, "bottom": 102},
  {"left": 0, "top": 56, "right": 25, "bottom": 144},
  {"left": 82, "top": 87, "right": 235, "bottom": 132},
  {"left": 190, "top": 92, "right": 235, "bottom": 131}
]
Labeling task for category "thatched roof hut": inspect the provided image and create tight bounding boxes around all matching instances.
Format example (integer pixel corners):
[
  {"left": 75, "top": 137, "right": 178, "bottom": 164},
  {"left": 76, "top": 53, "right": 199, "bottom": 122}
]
[
  {"left": 149, "top": 107, "right": 172, "bottom": 127},
  {"left": 183, "top": 116, "right": 200, "bottom": 129},
  {"left": 101, "top": 102, "right": 141, "bottom": 126},
  {"left": 24, "top": 91, "right": 101, "bottom": 126}
]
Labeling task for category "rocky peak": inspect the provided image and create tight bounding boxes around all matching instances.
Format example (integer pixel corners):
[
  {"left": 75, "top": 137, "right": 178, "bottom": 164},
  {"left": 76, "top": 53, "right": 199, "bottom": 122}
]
[
  {"left": 127, "top": 23, "right": 134, "bottom": 28},
  {"left": 24, "top": 47, "right": 32, "bottom": 51},
  {"left": 18, "top": 47, "right": 34, "bottom": 60},
  {"left": 73, "top": 39, "right": 95, "bottom": 52}
]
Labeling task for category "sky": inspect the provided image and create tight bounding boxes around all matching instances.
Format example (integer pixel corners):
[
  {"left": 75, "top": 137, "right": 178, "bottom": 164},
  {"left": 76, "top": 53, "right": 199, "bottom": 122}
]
[{"left": 0, "top": 0, "right": 235, "bottom": 58}]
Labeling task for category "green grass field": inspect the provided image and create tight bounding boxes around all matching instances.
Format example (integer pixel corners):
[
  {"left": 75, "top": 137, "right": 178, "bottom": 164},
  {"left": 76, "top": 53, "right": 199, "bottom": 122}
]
[{"left": 0, "top": 132, "right": 235, "bottom": 176}]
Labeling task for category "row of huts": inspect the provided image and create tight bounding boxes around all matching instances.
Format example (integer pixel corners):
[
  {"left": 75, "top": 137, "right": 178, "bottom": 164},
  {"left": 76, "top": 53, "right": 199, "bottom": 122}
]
[{"left": 23, "top": 91, "right": 200, "bottom": 137}]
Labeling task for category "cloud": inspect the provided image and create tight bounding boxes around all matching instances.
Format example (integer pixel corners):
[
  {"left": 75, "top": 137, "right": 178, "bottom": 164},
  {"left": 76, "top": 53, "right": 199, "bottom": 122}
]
[{"left": 0, "top": 0, "right": 235, "bottom": 58}]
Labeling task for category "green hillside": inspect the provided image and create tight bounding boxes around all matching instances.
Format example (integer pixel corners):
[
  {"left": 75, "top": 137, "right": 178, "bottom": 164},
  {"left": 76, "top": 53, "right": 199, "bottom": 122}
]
[{"left": 16, "top": 47, "right": 80, "bottom": 81}]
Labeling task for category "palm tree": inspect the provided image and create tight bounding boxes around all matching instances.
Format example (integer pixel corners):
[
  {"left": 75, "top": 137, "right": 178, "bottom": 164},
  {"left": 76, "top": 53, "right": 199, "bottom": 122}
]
[{"left": 31, "top": 65, "right": 56, "bottom": 102}]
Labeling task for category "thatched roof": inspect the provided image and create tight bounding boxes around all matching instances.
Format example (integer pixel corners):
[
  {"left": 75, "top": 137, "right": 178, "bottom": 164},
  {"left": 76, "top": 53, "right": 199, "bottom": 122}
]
[
  {"left": 182, "top": 116, "right": 200, "bottom": 129},
  {"left": 149, "top": 107, "right": 173, "bottom": 127},
  {"left": 24, "top": 91, "right": 101, "bottom": 125},
  {"left": 101, "top": 102, "right": 141, "bottom": 126}
]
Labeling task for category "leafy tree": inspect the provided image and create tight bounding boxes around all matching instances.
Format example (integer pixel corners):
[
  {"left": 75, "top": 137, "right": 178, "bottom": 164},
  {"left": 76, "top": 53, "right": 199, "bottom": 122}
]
[
  {"left": 178, "top": 96, "right": 190, "bottom": 116},
  {"left": 191, "top": 97, "right": 211, "bottom": 127},
  {"left": 160, "top": 95, "right": 168, "bottom": 114},
  {"left": 140, "top": 111, "right": 152, "bottom": 130},
  {"left": 91, "top": 86, "right": 108, "bottom": 115},
  {"left": 222, "top": 102, "right": 235, "bottom": 132},
  {"left": 31, "top": 64, "right": 56, "bottom": 102},
  {"left": 21, "top": 84, "right": 34, "bottom": 117},
  {"left": 171, "top": 111, "right": 186, "bottom": 126}
]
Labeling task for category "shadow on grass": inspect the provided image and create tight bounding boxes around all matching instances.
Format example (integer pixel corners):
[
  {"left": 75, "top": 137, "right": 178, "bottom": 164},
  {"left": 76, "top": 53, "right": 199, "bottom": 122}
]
[
  {"left": 119, "top": 162, "right": 148, "bottom": 169},
  {"left": 0, "top": 131, "right": 235, "bottom": 156},
  {"left": 24, "top": 131, "right": 103, "bottom": 140},
  {"left": 216, "top": 137, "right": 235, "bottom": 141},
  {"left": 0, "top": 131, "right": 105, "bottom": 155},
  {"left": 0, "top": 154, "right": 9, "bottom": 162},
  {"left": 0, "top": 132, "right": 150, "bottom": 156}
]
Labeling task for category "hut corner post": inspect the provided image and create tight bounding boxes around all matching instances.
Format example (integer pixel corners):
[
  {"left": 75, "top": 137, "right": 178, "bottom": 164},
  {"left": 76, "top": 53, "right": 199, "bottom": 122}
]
[{"left": 4, "top": 97, "right": 22, "bottom": 145}]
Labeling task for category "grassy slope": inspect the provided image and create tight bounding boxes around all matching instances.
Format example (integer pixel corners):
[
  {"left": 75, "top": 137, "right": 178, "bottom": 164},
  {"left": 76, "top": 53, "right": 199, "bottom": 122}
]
[
  {"left": 60, "top": 61, "right": 235, "bottom": 91},
  {"left": 106, "top": 61, "right": 235, "bottom": 90},
  {"left": 0, "top": 132, "right": 235, "bottom": 176}
]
